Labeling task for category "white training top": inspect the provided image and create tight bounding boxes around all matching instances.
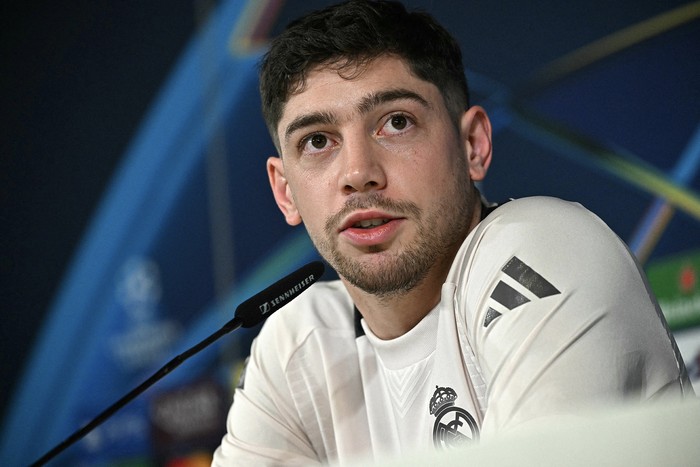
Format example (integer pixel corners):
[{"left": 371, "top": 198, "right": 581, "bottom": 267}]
[{"left": 213, "top": 197, "right": 692, "bottom": 466}]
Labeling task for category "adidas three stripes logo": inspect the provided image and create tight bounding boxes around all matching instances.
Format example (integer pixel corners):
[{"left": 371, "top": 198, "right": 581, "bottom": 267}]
[{"left": 484, "top": 256, "right": 560, "bottom": 327}]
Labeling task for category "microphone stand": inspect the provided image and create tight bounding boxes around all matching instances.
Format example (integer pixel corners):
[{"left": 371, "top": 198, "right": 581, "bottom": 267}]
[
  {"left": 30, "top": 260, "right": 324, "bottom": 466},
  {"left": 31, "top": 316, "right": 244, "bottom": 466}
]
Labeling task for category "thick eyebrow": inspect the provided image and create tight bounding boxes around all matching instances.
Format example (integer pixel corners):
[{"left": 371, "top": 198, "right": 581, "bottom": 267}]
[
  {"left": 284, "top": 111, "right": 338, "bottom": 145},
  {"left": 283, "top": 88, "right": 431, "bottom": 145},
  {"left": 357, "top": 88, "right": 431, "bottom": 115}
]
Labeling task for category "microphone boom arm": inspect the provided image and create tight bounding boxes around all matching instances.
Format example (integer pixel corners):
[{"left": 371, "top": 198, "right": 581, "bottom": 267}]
[{"left": 31, "top": 261, "right": 324, "bottom": 466}]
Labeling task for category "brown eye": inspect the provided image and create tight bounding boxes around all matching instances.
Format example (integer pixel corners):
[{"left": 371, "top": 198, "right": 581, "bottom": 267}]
[
  {"left": 310, "top": 134, "right": 327, "bottom": 149},
  {"left": 390, "top": 115, "right": 407, "bottom": 130}
]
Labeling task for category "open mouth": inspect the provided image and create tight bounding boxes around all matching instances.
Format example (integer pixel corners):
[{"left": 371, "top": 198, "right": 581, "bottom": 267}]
[{"left": 352, "top": 218, "right": 391, "bottom": 229}]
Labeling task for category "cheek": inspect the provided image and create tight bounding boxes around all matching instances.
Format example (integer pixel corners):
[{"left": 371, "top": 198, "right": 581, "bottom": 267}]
[
  {"left": 298, "top": 164, "right": 335, "bottom": 191},
  {"left": 290, "top": 183, "right": 331, "bottom": 228},
  {"left": 408, "top": 144, "right": 455, "bottom": 183}
]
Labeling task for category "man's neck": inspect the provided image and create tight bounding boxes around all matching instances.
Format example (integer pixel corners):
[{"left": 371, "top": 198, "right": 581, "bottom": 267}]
[{"left": 342, "top": 263, "right": 448, "bottom": 340}]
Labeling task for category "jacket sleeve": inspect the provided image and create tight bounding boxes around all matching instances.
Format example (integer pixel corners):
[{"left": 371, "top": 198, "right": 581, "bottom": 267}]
[{"left": 453, "top": 197, "right": 693, "bottom": 437}]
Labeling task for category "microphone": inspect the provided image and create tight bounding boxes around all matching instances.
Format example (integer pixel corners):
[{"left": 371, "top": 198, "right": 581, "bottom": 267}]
[
  {"left": 31, "top": 261, "right": 325, "bottom": 466},
  {"left": 234, "top": 260, "right": 325, "bottom": 327}
]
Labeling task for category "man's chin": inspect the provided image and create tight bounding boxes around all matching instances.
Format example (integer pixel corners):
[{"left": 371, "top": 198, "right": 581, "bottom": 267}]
[
  {"left": 333, "top": 248, "right": 396, "bottom": 272},
  {"left": 332, "top": 252, "right": 429, "bottom": 297}
]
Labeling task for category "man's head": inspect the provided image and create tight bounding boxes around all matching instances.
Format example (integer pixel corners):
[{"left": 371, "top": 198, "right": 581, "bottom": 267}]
[
  {"left": 259, "top": 0, "right": 470, "bottom": 150},
  {"left": 263, "top": 1, "right": 492, "bottom": 302}
]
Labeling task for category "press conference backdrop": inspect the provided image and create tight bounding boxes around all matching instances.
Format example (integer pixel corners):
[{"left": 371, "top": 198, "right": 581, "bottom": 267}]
[{"left": 2, "top": 1, "right": 699, "bottom": 465}]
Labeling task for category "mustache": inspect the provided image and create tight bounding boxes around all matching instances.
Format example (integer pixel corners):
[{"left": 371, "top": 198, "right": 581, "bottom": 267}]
[{"left": 324, "top": 193, "right": 421, "bottom": 233}]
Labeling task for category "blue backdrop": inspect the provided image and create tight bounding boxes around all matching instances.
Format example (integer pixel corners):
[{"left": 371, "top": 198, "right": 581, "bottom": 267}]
[{"left": 2, "top": 1, "right": 699, "bottom": 465}]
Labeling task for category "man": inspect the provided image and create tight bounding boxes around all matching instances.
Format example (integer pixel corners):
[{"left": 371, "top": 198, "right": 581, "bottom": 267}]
[{"left": 214, "top": 1, "right": 692, "bottom": 464}]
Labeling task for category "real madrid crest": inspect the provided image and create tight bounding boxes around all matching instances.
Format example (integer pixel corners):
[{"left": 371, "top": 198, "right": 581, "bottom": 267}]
[{"left": 429, "top": 385, "right": 479, "bottom": 448}]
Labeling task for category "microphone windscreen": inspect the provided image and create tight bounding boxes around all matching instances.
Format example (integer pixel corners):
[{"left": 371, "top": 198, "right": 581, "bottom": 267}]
[{"left": 234, "top": 261, "right": 325, "bottom": 327}]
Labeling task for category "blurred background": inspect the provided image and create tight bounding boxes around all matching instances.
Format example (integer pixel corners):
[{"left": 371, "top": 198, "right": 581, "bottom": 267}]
[{"left": 2, "top": 0, "right": 699, "bottom": 465}]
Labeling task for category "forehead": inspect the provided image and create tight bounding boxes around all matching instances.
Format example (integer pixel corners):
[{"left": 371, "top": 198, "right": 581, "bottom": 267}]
[{"left": 276, "top": 56, "right": 440, "bottom": 138}]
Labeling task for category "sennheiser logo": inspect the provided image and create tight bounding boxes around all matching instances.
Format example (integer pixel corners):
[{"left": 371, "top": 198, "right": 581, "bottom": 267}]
[
  {"left": 259, "top": 274, "right": 315, "bottom": 315},
  {"left": 429, "top": 385, "right": 479, "bottom": 448}
]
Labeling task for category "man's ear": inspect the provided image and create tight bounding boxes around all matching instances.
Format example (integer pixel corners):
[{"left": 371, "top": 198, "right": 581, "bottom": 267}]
[
  {"left": 267, "top": 156, "right": 302, "bottom": 226},
  {"left": 460, "top": 105, "right": 492, "bottom": 182}
]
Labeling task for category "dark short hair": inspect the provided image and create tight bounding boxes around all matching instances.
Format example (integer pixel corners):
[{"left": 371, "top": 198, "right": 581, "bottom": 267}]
[{"left": 259, "top": 0, "right": 470, "bottom": 148}]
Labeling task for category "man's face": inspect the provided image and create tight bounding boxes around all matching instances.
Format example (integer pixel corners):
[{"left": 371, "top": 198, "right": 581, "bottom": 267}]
[{"left": 269, "top": 56, "right": 487, "bottom": 297}]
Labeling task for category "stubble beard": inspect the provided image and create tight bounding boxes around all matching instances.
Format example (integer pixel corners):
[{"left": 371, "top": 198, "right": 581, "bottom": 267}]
[{"left": 314, "top": 177, "right": 474, "bottom": 299}]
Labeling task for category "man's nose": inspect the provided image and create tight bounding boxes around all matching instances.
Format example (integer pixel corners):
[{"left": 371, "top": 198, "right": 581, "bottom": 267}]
[{"left": 338, "top": 137, "right": 388, "bottom": 194}]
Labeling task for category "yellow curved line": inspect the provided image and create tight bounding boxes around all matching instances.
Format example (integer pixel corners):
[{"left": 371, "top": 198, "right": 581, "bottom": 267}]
[
  {"left": 601, "top": 152, "right": 700, "bottom": 220},
  {"left": 509, "top": 110, "right": 700, "bottom": 221},
  {"left": 531, "top": 1, "right": 700, "bottom": 87}
]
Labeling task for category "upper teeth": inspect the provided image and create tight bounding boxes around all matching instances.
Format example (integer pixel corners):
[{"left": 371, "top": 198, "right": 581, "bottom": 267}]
[{"left": 354, "top": 219, "right": 389, "bottom": 228}]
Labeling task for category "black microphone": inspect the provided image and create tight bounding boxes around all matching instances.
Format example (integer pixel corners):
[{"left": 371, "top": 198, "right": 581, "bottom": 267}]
[
  {"left": 234, "top": 260, "right": 325, "bottom": 327},
  {"left": 31, "top": 261, "right": 325, "bottom": 466}
]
